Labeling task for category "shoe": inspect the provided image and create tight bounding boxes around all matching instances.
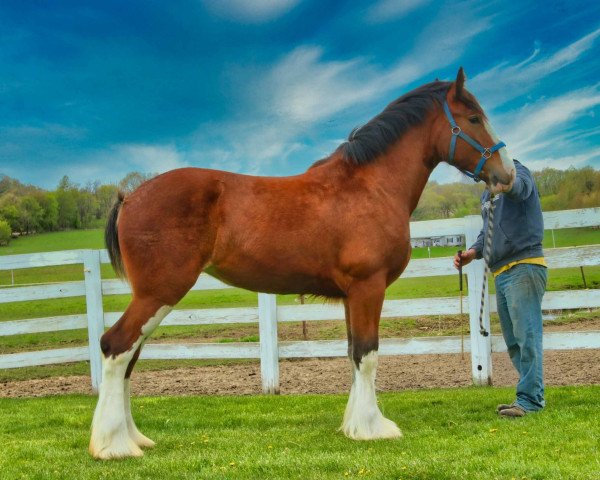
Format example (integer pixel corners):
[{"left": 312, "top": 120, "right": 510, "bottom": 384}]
[
  {"left": 498, "top": 405, "right": 526, "bottom": 418},
  {"left": 496, "top": 402, "right": 516, "bottom": 413}
]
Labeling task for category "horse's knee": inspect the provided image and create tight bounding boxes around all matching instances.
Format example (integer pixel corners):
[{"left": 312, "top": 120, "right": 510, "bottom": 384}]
[
  {"left": 100, "top": 333, "right": 112, "bottom": 357},
  {"left": 100, "top": 328, "right": 137, "bottom": 359},
  {"left": 100, "top": 300, "right": 170, "bottom": 357}
]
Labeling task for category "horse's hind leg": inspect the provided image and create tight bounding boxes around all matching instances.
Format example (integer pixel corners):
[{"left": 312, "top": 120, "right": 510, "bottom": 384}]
[
  {"left": 89, "top": 297, "right": 172, "bottom": 459},
  {"left": 341, "top": 275, "right": 402, "bottom": 440},
  {"left": 123, "top": 347, "right": 154, "bottom": 449}
]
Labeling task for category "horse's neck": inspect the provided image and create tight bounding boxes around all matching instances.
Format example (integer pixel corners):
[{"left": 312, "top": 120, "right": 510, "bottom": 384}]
[
  {"left": 307, "top": 121, "right": 437, "bottom": 216},
  {"left": 356, "top": 123, "right": 436, "bottom": 217}
]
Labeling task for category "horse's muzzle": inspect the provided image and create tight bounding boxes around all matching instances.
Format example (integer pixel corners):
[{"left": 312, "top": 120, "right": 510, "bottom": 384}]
[{"left": 489, "top": 168, "right": 515, "bottom": 194}]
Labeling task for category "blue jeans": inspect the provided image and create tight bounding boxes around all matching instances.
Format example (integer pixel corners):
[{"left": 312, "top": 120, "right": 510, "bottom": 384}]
[{"left": 494, "top": 263, "right": 547, "bottom": 411}]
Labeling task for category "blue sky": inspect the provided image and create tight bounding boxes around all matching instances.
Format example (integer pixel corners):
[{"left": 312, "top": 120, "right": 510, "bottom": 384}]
[{"left": 1, "top": 0, "right": 599, "bottom": 189}]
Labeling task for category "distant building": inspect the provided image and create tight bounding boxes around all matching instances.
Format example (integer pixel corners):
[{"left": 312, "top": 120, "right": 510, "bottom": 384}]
[{"left": 410, "top": 235, "right": 464, "bottom": 248}]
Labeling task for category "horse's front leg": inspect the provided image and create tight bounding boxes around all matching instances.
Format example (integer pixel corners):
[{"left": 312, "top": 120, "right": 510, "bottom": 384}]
[{"left": 341, "top": 275, "right": 402, "bottom": 440}]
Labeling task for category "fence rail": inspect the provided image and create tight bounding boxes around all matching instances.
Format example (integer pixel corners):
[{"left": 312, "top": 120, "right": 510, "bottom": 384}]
[{"left": 1, "top": 208, "right": 599, "bottom": 392}]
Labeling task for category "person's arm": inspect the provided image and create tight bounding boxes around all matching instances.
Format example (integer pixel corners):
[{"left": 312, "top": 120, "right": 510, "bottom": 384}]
[
  {"left": 453, "top": 247, "right": 477, "bottom": 269},
  {"left": 453, "top": 228, "right": 483, "bottom": 269},
  {"left": 469, "top": 229, "right": 484, "bottom": 260},
  {"left": 505, "top": 161, "right": 534, "bottom": 202}
]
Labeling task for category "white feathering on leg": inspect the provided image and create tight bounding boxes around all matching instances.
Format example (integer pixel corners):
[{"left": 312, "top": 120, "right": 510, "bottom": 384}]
[
  {"left": 89, "top": 305, "right": 172, "bottom": 459},
  {"left": 341, "top": 351, "right": 402, "bottom": 440},
  {"left": 125, "top": 379, "right": 155, "bottom": 448},
  {"left": 89, "top": 352, "right": 143, "bottom": 459}
]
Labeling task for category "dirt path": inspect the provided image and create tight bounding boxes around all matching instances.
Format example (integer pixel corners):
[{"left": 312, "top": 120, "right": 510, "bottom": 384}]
[
  {"left": 2, "top": 321, "right": 599, "bottom": 398},
  {"left": 2, "top": 349, "right": 599, "bottom": 398}
]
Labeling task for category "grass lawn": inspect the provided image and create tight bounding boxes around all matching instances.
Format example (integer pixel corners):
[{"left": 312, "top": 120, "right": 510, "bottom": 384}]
[
  {"left": 0, "top": 386, "right": 598, "bottom": 479},
  {"left": 0, "top": 229, "right": 105, "bottom": 256}
]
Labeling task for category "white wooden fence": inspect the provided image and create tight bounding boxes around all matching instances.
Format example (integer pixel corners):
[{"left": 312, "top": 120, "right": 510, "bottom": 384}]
[{"left": 1, "top": 208, "right": 599, "bottom": 393}]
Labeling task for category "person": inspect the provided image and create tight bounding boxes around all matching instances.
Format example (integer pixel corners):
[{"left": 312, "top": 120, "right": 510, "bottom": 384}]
[{"left": 454, "top": 159, "right": 547, "bottom": 417}]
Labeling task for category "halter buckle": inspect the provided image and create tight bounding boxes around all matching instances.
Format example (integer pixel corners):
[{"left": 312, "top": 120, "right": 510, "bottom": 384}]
[
  {"left": 451, "top": 126, "right": 461, "bottom": 136},
  {"left": 482, "top": 148, "right": 492, "bottom": 159}
]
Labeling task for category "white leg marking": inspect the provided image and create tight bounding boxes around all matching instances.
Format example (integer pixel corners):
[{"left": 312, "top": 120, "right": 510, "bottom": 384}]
[
  {"left": 125, "top": 379, "right": 155, "bottom": 448},
  {"left": 89, "top": 351, "right": 142, "bottom": 459},
  {"left": 341, "top": 351, "right": 402, "bottom": 440},
  {"left": 141, "top": 305, "right": 173, "bottom": 337},
  {"left": 89, "top": 305, "right": 172, "bottom": 459}
]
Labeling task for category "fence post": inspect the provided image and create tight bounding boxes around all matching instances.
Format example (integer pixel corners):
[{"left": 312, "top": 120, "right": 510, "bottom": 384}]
[
  {"left": 83, "top": 249, "right": 105, "bottom": 393},
  {"left": 258, "top": 293, "right": 279, "bottom": 394},
  {"left": 464, "top": 215, "right": 493, "bottom": 386}
]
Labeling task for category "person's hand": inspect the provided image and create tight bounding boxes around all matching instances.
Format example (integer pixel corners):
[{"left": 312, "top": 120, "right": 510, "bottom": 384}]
[{"left": 453, "top": 249, "right": 476, "bottom": 269}]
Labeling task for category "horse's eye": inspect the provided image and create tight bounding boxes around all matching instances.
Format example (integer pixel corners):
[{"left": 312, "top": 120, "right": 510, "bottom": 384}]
[{"left": 468, "top": 116, "right": 480, "bottom": 125}]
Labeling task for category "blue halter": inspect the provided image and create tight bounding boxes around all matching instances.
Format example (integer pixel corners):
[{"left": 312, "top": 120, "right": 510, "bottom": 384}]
[{"left": 443, "top": 101, "right": 506, "bottom": 182}]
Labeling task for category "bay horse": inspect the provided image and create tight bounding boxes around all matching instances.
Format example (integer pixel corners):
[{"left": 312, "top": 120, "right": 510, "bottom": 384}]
[{"left": 90, "top": 68, "right": 515, "bottom": 459}]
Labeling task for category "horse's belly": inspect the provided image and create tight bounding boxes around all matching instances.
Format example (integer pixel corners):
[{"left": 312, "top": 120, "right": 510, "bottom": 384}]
[{"left": 203, "top": 264, "right": 345, "bottom": 297}]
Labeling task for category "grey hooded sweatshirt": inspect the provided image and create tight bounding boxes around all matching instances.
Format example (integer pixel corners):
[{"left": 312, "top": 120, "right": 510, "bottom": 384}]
[{"left": 470, "top": 160, "right": 545, "bottom": 273}]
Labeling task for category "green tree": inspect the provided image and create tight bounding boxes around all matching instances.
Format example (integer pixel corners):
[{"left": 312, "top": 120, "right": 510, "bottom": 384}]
[
  {"left": 18, "top": 196, "right": 44, "bottom": 233},
  {"left": 77, "top": 189, "right": 98, "bottom": 227},
  {"left": 118, "top": 171, "right": 154, "bottom": 193},
  {"left": 0, "top": 217, "right": 10, "bottom": 245},
  {"left": 0, "top": 193, "right": 21, "bottom": 231},
  {"left": 56, "top": 176, "right": 80, "bottom": 229},
  {"left": 533, "top": 168, "right": 565, "bottom": 196},
  {"left": 35, "top": 192, "right": 59, "bottom": 231},
  {"left": 94, "top": 184, "right": 119, "bottom": 220}
]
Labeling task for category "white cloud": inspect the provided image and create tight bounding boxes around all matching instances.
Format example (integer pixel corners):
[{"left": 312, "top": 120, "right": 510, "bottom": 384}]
[
  {"left": 250, "top": 6, "right": 491, "bottom": 129},
  {"left": 497, "top": 86, "right": 600, "bottom": 153},
  {"left": 367, "top": 0, "right": 432, "bottom": 23},
  {"left": 116, "top": 144, "right": 188, "bottom": 173},
  {"left": 429, "top": 161, "right": 472, "bottom": 185},
  {"left": 213, "top": 6, "right": 492, "bottom": 173},
  {"left": 202, "top": 0, "right": 300, "bottom": 23},
  {"left": 470, "top": 26, "right": 600, "bottom": 105},
  {"left": 522, "top": 151, "right": 600, "bottom": 171},
  {"left": 190, "top": 118, "right": 307, "bottom": 174},
  {"left": 264, "top": 46, "right": 379, "bottom": 124},
  {"left": 1, "top": 123, "right": 87, "bottom": 141}
]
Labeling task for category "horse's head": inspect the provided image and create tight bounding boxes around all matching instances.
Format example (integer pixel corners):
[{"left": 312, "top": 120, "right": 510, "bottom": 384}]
[{"left": 436, "top": 68, "right": 515, "bottom": 194}]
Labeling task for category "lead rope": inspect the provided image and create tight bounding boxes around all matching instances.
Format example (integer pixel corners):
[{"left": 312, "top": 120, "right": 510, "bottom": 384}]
[{"left": 478, "top": 193, "right": 495, "bottom": 337}]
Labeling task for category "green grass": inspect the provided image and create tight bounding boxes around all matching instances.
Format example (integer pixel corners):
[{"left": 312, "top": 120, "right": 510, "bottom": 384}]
[
  {"left": 0, "top": 387, "right": 598, "bottom": 479},
  {"left": 0, "top": 229, "right": 105, "bottom": 256},
  {"left": 543, "top": 226, "right": 600, "bottom": 248}
]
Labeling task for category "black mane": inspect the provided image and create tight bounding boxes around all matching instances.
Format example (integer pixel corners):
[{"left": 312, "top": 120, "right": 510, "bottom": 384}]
[{"left": 341, "top": 81, "right": 455, "bottom": 165}]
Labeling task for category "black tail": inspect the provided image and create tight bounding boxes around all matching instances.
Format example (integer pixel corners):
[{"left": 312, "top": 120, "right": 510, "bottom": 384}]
[{"left": 105, "top": 191, "right": 126, "bottom": 279}]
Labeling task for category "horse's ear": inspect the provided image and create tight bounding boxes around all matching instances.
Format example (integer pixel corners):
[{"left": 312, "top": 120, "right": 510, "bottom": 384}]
[{"left": 454, "top": 67, "right": 466, "bottom": 100}]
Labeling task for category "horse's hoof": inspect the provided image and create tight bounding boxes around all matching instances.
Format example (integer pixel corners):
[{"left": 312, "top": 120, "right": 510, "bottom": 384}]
[
  {"left": 130, "top": 431, "right": 156, "bottom": 449},
  {"left": 373, "top": 417, "right": 403, "bottom": 439},
  {"left": 341, "top": 416, "right": 403, "bottom": 440},
  {"left": 89, "top": 436, "right": 144, "bottom": 460}
]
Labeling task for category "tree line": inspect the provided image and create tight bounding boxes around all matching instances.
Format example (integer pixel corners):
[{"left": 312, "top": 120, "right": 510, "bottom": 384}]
[
  {"left": 412, "top": 166, "right": 600, "bottom": 221},
  {"left": 0, "top": 166, "right": 599, "bottom": 246},
  {"left": 0, "top": 172, "right": 153, "bottom": 245}
]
